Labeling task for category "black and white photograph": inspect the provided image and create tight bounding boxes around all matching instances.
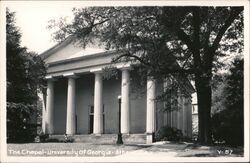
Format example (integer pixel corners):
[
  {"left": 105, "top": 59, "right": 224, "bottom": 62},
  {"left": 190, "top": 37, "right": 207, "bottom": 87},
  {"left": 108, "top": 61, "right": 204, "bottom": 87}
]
[{"left": 0, "top": 0, "right": 249, "bottom": 162}]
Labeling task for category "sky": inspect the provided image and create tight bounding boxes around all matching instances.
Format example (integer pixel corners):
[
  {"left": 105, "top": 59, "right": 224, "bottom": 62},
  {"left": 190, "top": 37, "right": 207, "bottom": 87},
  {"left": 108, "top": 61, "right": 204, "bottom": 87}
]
[
  {"left": 5, "top": 1, "right": 245, "bottom": 58},
  {"left": 7, "top": 2, "right": 75, "bottom": 54},
  {"left": 4, "top": 1, "right": 162, "bottom": 54}
]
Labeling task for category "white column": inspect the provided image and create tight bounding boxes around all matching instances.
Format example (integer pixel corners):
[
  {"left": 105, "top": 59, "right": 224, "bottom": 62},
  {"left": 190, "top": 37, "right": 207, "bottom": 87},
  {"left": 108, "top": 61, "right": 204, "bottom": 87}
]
[
  {"left": 93, "top": 72, "right": 103, "bottom": 135},
  {"left": 146, "top": 77, "right": 156, "bottom": 144},
  {"left": 42, "top": 98, "right": 47, "bottom": 134},
  {"left": 46, "top": 80, "right": 55, "bottom": 134},
  {"left": 42, "top": 93, "right": 47, "bottom": 134},
  {"left": 66, "top": 77, "right": 77, "bottom": 135},
  {"left": 121, "top": 68, "right": 130, "bottom": 134}
]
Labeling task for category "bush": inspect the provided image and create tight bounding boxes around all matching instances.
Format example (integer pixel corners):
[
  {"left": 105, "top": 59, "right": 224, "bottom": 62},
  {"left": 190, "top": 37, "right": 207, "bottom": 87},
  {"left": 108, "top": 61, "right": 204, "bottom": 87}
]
[
  {"left": 7, "top": 102, "right": 37, "bottom": 143},
  {"left": 212, "top": 109, "right": 243, "bottom": 146},
  {"left": 7, "top": 123, "right": 37, "bottom": 143},
  {"left": 38, "top": 134, "right": 74, "bottom": 143},
  {"left": 39, "top": 134, "right": 49, "bottom": 142},
  {"left": 7, "top": 122, "right": 37, "bottom": 143},
  {"left": 155, "top": 126, "right": 183, "bottom": 142}
]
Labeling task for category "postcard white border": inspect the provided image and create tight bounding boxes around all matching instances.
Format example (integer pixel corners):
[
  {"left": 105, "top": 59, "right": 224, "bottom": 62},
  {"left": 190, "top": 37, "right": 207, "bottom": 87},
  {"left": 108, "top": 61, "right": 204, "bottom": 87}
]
[{"left": 0, "top": 0, "right": 249, "bottom": 162}]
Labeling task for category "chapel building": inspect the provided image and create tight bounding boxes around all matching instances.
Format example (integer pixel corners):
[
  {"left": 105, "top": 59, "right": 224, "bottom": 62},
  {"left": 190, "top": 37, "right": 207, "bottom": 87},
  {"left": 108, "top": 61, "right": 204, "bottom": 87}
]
[{"left": 40, "top": 37, "right": 195, "bottom": 144}]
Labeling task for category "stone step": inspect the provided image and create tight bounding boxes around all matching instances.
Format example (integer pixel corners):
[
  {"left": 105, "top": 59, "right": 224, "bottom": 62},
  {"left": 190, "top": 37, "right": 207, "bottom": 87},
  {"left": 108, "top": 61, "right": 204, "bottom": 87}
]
[
  {"left": 74, "top": 134, "right": 118, "bottom": 144},
  {"left": 123, "top": 134, "right": 146, "bottom": 144},
  {"left": 48, "top": 134, "right": 146, "bottom": 144}
]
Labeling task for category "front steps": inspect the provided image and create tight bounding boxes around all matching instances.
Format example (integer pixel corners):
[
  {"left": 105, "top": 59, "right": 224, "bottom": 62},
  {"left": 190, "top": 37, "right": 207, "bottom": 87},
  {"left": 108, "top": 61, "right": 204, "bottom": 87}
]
[{"left": 49, "top": 134, "right": 146, "bottom": 144}]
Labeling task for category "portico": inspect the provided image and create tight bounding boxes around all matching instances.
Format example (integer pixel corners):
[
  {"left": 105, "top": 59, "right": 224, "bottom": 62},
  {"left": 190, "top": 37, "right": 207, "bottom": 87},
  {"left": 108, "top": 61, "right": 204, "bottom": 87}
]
[{"left": 42, "top": 65, "right": 158, "bottom": 143}]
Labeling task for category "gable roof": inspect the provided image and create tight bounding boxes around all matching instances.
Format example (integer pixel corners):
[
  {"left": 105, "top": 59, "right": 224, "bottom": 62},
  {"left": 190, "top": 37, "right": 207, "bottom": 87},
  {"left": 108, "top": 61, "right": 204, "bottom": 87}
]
[
  {"left": 39, "top": 36, "right": 74, "bottom": 60},
  {"left": 39, "top": 36, "right": 107, "bottom": 64}
]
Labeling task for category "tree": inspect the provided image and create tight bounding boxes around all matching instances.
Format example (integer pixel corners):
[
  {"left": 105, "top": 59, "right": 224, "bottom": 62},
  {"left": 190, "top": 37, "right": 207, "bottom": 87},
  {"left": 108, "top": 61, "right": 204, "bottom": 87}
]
[
  {"left": 211, "top": 58, "right": 243, "bottom": 146},
  {"left": 48, "top": 6, "right": 243, "bottom": 144},
  {"left": 211, "top": 74, "right": 227, "bottom": 115},
  {"left": 6, "top": 8, "right": 46, "bottom": 142}
]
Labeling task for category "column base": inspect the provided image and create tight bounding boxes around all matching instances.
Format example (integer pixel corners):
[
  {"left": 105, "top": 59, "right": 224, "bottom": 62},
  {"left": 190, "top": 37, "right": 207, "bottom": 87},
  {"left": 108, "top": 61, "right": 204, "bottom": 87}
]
[
  {"left": 146, "top": 132, "right": 155, "bottom": 144},
  {"left": 121, "top": 133, "right": 130, "bottom": 135},
  {"left": 93, "top": 133, "right": 102, "bottom": 137},
  {"left": 66, "top": 131, "right": 76, "bottom": 135}
]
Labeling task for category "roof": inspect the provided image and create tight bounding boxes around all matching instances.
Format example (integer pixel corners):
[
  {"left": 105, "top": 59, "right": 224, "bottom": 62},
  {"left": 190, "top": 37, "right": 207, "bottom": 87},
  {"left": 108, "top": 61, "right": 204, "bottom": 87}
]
[
  {"left": 40, "top": 36, "right": 108, "bottom": 64},
  {"left": 40, "top": 36, "right": 74, "bottom": 60}
]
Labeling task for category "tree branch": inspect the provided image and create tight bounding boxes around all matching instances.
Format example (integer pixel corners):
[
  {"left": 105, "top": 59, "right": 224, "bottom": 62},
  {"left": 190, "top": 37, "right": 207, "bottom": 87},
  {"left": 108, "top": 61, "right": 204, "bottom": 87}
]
[
  {"left": 92, "top": 19, "right": 110, "bottom": 28},
  {"left": 210, "top": 7, "right": 243, "bottom": 53},
  {"left": 201, "top": 7, "right": 243, "bottom": 72},
  {"left": 181, "top": 51, "right": 193, "bottom": 69},
  {"left": 112, "top": 50, "right": 151, "bottom": 67},
  {"left": 157, "top": 66, "right": 196, "bottom": 74},
  {"left": 176, "top": 28, "right": 195, "bottom": 54},
  {"left": 204, "top": 8, "right": 212, "bottom": 52}
]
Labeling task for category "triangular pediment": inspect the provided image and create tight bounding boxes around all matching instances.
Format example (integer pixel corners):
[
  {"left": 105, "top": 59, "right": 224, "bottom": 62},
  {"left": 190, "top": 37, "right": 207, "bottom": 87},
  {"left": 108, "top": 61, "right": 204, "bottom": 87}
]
[{"left": 40, "top": 37, "right": 107, "bottom": 64}]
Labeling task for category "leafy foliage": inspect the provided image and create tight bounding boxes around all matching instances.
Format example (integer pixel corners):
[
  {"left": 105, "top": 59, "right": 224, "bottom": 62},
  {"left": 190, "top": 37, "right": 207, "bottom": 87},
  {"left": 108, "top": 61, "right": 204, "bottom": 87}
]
[
  {"left": 6, "top": 8, "right": 46, "bottom": 143},
  {"left": 48, "top": 7, "right": 243, "bottom": 75},
  {"left": 211, "top": 74, "right": 227, "bottom": 115},
  {"left": 211, "top": 58, "right": 243, "bottom": 146},
  {"left": 102, "top": 65, "right": 119, "bottom": 80}
]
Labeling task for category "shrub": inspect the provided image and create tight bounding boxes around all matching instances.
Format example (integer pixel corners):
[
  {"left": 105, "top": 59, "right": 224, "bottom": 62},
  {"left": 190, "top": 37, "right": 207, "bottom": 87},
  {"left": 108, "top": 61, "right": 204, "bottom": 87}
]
[
  {"left": 39, "top": 133, "right": 49, "bottom": 142},
  {"left": 7, "top": 102, "right": 38, "bottom": 143},
  {"left": 212, "top": 108, "right": 243, "bottom": 146},
  {"left": 155, "top": 126, "right": 183, "bottom": 142}
]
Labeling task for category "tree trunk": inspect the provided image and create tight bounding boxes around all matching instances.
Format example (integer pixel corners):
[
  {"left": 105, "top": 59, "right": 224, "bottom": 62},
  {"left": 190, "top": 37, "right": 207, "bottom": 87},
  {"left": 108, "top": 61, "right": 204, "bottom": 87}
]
[{"left": 195, "top": 75, "right": 212, "bottom": 144}]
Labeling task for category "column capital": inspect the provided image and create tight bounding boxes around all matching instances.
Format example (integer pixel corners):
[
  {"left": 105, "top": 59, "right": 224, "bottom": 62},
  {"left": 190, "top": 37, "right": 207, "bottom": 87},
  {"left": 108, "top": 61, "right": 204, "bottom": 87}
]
[
  {"left": 90, "top": 68, "right": 103, "bottom": 74},
  {"left": 147, "top": 76, "right": 156, "bottom": 82},
  {"left": 45, "top": 75, "right": 57, "bottom": 81},
  {"left": 63, "top": 72, "right": 79, "bottom": 78},
  {"left": 116, "top": 63, "right": 132, "bottom": 70}
]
